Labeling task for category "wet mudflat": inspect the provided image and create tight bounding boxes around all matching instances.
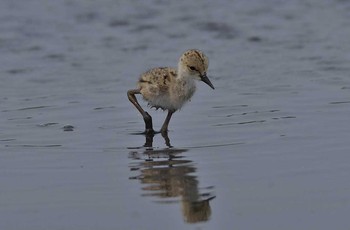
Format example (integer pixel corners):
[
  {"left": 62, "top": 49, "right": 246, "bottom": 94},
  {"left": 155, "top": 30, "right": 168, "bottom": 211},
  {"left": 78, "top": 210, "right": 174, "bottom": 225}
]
[{"left": 1, "top": 0, "right": 350, "bottom": 229}]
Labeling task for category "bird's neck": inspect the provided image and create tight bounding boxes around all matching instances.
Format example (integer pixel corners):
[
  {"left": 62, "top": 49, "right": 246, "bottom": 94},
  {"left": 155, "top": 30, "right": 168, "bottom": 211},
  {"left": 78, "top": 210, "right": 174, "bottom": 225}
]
[
  {"left": 177, "top": 63, "right": 191, "bottom": 79},
  {"left": 175, "top": 66, "right": 196, "bottom": 99}
]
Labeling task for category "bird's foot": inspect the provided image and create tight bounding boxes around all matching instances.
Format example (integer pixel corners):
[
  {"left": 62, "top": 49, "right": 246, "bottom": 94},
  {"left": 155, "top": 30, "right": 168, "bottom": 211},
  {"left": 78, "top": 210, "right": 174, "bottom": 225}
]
[{"left": 160, "top": 130, "right": 172, "bottom": 147}]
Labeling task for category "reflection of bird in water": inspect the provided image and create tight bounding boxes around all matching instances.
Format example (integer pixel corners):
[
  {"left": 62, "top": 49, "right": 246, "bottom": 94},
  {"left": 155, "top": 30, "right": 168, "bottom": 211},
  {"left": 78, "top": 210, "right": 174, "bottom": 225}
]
[
  {"left": 127, "top": 49, "right": 214, "bottom": 134},
  {"left": 129, "top": 133, "right": 215, "bottom": 223},
  {"left": 182, "top": 196, "right": 216, "bottom": 223}
]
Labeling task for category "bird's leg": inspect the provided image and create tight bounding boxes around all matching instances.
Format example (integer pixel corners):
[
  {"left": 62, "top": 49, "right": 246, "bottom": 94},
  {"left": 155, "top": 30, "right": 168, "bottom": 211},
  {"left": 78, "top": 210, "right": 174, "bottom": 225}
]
[
  {"left": 144, "top": 132, "right": 154, "bottom": 148},
  {"left": 161, "top": 131, "right": 172, "bottom": 147},
  {"left": 160, "top": 110, "right": 175, "bottom": 134},
  {"left": 127, "top": 89, "right": 154, "bottom": 134}
]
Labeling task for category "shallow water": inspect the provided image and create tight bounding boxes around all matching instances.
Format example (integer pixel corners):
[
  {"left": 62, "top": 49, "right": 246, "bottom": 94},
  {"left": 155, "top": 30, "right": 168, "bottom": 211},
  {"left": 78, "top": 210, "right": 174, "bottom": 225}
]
[{"left": 1, "top": 0, "right": 350, "bottom": 229}]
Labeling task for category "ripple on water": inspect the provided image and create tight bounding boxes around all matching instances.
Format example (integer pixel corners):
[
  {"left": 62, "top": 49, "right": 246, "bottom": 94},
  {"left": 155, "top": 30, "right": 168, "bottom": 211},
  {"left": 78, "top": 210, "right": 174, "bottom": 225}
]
[
  {"left": 6, "top": 68, "right": 33, "bottom": 75},
  {"left": 196, "top": 21, "right": 238, "bottom": 39},
  {"left": 5, "top": 144, "right": 62, "bottom": 148},
  {"left": 210, "top": 104, "right": 296, "bottom": 128},
  {"left": 329, "top": 101, "right": 350, "bottom": 105}
]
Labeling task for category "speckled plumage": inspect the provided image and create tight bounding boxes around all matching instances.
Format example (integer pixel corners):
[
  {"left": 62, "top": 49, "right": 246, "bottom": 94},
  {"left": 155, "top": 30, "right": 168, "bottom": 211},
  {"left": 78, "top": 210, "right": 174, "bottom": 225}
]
[{"left": 138, "top": 67, "right": 195, "bottom": 111}]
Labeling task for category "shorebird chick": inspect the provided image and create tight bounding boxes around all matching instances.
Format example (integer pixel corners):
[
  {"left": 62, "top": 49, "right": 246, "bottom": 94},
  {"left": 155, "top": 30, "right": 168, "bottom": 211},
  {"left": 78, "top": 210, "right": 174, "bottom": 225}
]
[{"left": 127, "top": 49, "right": 214, "bottom": 134}]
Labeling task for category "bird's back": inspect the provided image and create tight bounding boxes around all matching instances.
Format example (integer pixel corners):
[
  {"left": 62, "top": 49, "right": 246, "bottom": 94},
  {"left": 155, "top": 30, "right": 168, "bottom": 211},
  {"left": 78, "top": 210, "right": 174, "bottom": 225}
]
[{"left": 138, "top": 67, "right": 178, "bottom": 110}]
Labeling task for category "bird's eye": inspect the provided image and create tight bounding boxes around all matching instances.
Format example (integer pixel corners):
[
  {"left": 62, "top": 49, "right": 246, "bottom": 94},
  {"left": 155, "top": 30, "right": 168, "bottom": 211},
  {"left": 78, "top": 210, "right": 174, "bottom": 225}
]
[{"left": 189, "top": 66, "right": 196, "bottom": 71}]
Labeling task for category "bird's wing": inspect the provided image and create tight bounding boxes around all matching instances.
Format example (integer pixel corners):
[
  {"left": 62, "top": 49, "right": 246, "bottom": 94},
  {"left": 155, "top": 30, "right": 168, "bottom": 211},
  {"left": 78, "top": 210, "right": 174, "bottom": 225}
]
[{"left": 138, "top": 67, "right": 177, "bottom": 95}]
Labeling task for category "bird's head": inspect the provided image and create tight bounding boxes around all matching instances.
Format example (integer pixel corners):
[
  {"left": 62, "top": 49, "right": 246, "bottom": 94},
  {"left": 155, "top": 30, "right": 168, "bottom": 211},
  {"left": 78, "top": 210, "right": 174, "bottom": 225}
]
[{"left": 179, "top": 49, "right": 214, "bottom": 89}]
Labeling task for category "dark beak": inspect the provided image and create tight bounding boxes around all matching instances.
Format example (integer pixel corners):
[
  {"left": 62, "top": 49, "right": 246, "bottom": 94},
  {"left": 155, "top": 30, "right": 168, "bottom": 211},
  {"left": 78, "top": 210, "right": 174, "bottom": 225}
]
[{"left": 201, "top": 74, "right": 215, "bottom": 90}]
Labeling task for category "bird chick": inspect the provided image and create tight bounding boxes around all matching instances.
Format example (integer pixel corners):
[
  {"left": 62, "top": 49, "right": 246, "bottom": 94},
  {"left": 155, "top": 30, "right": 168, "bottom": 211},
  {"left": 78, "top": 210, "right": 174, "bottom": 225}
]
[{"left": 127, "top": 49, "right": 214, "bottom": 134}]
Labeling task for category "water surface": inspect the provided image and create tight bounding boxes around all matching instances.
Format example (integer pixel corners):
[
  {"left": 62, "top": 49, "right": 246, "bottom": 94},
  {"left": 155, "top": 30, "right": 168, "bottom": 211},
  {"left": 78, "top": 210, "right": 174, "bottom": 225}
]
[{"left": 1, "top": 0, "right": 350, "bottom": 229}]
